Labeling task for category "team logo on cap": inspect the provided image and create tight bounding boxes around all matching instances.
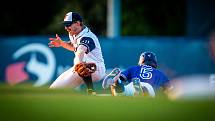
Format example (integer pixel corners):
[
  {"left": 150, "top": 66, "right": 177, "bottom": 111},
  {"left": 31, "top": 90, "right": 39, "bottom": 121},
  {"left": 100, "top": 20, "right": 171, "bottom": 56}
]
[
  {"left": 64, "top": 14, "right": 68, "bottom": 20},
  {"left": 64, "top": 12, "right": 73, "bottom": 21}
]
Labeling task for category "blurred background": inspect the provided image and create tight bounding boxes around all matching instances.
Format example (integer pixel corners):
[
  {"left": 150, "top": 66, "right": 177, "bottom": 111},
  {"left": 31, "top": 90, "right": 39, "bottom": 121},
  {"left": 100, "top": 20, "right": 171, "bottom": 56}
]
[
  {"left": 1, "top": 1, "right": 215, "bottom": 120},
  {"left": 0, "top": 0, "right": 215, "bottom": 91}
]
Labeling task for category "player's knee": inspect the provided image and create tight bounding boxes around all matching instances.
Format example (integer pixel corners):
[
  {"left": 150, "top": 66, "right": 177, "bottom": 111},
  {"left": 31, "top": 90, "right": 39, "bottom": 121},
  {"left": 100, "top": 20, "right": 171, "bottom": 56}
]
[
  {"left": 49, "top": 83, "right": 56, "bottom": 89},
  {"left": 49, "top": 82, "right": 60, "bottom": 89}
]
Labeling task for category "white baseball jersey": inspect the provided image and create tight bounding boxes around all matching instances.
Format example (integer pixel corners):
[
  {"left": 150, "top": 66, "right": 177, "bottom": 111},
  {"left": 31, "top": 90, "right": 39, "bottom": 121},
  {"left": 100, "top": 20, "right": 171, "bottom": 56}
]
[
  {"left": 50, "top": 26, "right": 106, "bottom": 88},
  {"left": 69, "top": 26, "right": 105, "bottom": 65}
]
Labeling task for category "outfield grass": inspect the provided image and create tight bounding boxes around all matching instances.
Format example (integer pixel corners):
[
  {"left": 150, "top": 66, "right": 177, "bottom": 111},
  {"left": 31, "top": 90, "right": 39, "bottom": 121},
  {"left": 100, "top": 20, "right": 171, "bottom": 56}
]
[{"left": 0, "top": 84, "right": 215, "bottom": 121}]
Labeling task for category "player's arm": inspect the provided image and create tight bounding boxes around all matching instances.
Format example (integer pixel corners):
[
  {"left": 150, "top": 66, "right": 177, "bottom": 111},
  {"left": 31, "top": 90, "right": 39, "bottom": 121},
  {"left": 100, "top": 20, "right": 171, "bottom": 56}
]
[
  {"left": 61, "top": 41, "right": 75, "bottom": 51},
  {"left": 159, "top": 75, "right": 174, "bottom": 96},
  {"left": 74, "top": 37, "right": 96, "bottom": 64},
  {"left": 74, "top": 45, "right": 87, "bottom": 64},
  {"left": 162, "top": 82, "right": 174, "bottom": 95},
  {"left": 74, "top": 44, "right": 95, "bottom": 95},
  {"left": 48, "top": 34, "right": 75, "bottom": 51},
  {"left": 119, "top": 66, "right": 134, "bottom": 82},
  {"left": 119, "top": 75, "right": 127, "bottom": 81}
]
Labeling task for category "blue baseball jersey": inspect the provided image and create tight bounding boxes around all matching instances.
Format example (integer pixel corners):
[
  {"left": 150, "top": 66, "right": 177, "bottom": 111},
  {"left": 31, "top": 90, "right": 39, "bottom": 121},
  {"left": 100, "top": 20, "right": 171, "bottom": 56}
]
[{"left": 120, "top": 65, "right": 169, "bottom": 91}]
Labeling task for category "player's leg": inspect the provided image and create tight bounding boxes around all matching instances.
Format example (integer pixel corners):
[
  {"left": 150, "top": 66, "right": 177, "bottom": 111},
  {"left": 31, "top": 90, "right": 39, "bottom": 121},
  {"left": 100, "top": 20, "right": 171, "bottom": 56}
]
[
  {"left": 122, "top": 82, "right": 156, "bottom": 97},
  {"left": 132, "top": 78, "right": 143, "bottom": 96},
  {"left": 102, "top": 68, "right": 126, "bottom": 96},
  {"left": 49, "top": 67, "right": 84, "bottom": 89},
  {"left": 91, "top": 63, "right": 106, "bottom": 82},
  {"left": 107, "top": 81, "right": 142, "bottom": 96},
  {"left": 102, "top": 68, "right": 121, "bottom": 89},
  {"left": 140, "top": 82, "right": 156, "bottom": 97},
  {"left": 123, "top": 83, "right": 136, "bottom": 96},
  {"left": 110, "top": 80, "right": 125, "bottom": 96},
  {"left": 123, "top": 81, "right": 155, "bottom": 97},
  {"left": 50, "top": 63, "right": 105, "bottom": 94},
  {"left": 123, "top": 78, "right": 144, "bottom": 96},
  {"left": 82, "top": 63, "right": 106, "bottom": 94},
  {"left": 81, "top": 75, "right": 95, "bottom": 94}
]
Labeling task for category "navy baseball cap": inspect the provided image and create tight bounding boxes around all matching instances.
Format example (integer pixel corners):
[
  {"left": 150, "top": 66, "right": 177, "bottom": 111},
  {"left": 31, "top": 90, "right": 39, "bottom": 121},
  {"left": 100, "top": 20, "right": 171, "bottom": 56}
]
[{"left": 63, "top": 12, "right": 83, "bottom": 27}]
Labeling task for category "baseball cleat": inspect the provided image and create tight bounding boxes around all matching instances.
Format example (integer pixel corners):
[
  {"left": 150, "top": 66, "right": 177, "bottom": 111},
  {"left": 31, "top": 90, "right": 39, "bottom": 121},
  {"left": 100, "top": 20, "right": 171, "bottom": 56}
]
[
  {"left": 87, "top": 89, "right": 96, "bottom": 95},
  {"left": 102, "top": 68, "right": 121, "bottom": 89}
]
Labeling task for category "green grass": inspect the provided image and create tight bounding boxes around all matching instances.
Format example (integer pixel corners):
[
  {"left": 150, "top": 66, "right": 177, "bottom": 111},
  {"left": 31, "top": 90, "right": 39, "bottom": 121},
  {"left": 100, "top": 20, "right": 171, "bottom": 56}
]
[{"left": 0, "top": 84, "right": 215, "bottom": 121}]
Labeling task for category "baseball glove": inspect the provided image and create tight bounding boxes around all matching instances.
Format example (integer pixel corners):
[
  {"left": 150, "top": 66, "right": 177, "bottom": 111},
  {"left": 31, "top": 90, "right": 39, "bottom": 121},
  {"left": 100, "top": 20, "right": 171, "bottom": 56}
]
[{"left": 74, "top": 62, "right": 97, "bottom": 77}]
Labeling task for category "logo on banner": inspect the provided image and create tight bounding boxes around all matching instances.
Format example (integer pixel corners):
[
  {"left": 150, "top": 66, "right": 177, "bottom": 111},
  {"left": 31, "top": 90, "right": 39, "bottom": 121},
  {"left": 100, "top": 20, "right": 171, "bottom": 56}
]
[{"left": 5, "top": 43, "right": 56, "bottom": 87}]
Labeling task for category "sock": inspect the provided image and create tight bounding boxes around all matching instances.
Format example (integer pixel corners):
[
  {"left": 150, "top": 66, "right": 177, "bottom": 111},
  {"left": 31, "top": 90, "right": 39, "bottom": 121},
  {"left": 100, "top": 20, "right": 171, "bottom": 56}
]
[
  {"left": 82, "top": 76, "right": 94, "bottom": 93},
  {"left": 115, "top": 80, "right": 125, "bottom": 93}
]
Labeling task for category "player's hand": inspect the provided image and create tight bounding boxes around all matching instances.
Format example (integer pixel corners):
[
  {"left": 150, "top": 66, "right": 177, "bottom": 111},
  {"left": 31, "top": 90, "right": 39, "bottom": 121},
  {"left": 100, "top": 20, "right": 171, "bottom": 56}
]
[{"left": 48, "top": 34, "right": 63, "bottom": 47}]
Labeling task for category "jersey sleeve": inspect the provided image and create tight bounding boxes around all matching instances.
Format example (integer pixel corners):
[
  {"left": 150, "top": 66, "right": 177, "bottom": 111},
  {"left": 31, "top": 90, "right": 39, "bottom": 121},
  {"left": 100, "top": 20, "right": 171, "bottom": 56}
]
[
  {"left": 159, "top": 72, "right": 170, "bottom": 88},
  {"left": 79, "top": 37, "right": 96, "bottom": 53},
  {"left": 120, "top": 66, "right": 135, "bottom": 82}
]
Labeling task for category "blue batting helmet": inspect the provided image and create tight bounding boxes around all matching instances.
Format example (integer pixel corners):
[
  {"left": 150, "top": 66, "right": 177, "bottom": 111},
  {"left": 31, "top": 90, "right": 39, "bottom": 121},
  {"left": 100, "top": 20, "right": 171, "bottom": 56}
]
[{"left": 138, "top": 51, "right": 157, "bottom": 68}]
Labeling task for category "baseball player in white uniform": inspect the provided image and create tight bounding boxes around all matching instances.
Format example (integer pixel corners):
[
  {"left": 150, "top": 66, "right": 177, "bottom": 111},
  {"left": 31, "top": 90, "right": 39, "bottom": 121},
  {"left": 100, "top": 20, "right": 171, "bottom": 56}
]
[{"left": 48, "top": 12, "right": 106, "bottom": 93}]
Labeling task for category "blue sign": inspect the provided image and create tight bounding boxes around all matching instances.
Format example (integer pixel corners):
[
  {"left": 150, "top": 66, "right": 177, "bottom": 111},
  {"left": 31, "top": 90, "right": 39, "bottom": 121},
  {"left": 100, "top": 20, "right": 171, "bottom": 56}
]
[{"left": 0, "top": 36, "right": 214, "bottom": 87}]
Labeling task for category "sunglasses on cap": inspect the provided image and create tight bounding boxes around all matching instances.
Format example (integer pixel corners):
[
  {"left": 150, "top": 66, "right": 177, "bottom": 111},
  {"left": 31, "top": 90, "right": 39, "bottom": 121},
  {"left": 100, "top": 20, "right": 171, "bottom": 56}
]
[
  {"left": 63, "top": 22, "right": 72, "bottom": 27},
  {"left": 63, "top": 21, "right": 78, "bottom": 27}
]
